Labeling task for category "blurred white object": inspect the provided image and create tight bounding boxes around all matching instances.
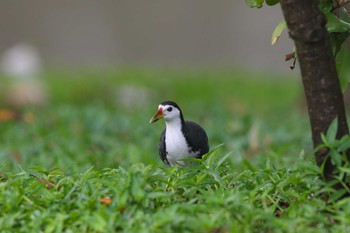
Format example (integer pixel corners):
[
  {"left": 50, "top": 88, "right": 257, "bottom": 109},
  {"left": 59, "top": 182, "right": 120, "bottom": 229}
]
[
  {"left": 1, "top": 43, "right": 48, "bottom": 106},
  {"left": 1, "top": 43, "right": 43, "bottom": 79},
  {"left": 116, "top": 85, "right": 151, "bottom": 109},
  {"left": 7, "top": 81, "right": 47, "bottom": 106}
]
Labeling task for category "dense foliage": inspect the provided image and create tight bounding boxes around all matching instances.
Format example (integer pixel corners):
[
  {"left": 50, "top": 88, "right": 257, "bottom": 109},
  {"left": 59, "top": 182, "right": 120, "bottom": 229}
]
[{"left": 1, "top": 70, "right": 350, "bottom": 232}]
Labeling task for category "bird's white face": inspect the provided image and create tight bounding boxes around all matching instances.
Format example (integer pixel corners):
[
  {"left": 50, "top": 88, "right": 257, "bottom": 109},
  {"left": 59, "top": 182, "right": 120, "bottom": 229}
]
[
  {"left": 149, "top": 104, "right": 181, "bottom": 123},
  {"left": 159, "top": 104, "right": 181, "bottom": 122}
]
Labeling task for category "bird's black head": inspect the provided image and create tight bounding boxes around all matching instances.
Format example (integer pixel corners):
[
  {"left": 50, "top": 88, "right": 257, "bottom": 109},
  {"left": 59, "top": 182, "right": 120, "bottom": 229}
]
[
  {"left": 149, "top": 101, "right": 185, "bottom": 123},
  {"left": 160, "top": 101, "right": 181, "bottom": 110}
]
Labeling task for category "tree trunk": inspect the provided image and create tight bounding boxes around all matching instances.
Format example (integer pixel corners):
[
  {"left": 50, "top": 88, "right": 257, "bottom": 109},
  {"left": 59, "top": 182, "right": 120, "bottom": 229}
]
[{"left": 279, "top": 0, "right": 349, "bottom": 180}]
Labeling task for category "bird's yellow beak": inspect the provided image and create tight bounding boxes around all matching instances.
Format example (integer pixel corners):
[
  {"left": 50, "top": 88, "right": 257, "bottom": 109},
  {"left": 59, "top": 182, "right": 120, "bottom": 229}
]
[{"left": 149, "top": 107, "right": 163, "bottom": 123}]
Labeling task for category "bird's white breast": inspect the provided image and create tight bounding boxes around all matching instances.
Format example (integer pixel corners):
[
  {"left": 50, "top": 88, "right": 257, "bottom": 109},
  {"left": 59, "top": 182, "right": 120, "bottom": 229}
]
[{"left": 165, "top": 121, "right": 196, "bottom": 166}]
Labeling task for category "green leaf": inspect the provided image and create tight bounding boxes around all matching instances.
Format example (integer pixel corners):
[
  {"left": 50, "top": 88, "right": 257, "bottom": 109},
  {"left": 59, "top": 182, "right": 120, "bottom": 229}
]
[
  {"left": 338, "top": 166, "right": 350, "bottom": 174},
  {"left": 271, "top": 20, "right": 286, "bottom": 45},
  {"left": 243, "top": 159, "right": 256, "bottom": 172},
  {"left": 208, "top": 143, "right": 225, "bottom": 153},
  {"left": 299, "top": 161, "right": 321, "bottom": 175},
  {"left": 325, "top": 12, "right": 350, "bottom": 33},
  {"left": 330, "top": 32, "right": 350, "bottom": 56},
  {"left": 339, "top": 7, "right": 350, "bottom": 24},
  {"left": 214, "top": 151, "right": 233, "bottom": 170},
  {"left": 329, "top": 8, "right": 350, "bottom": 56},
  {"left": 147, "top": 192, "right": 170, "bottom": 199},
  {"left": 29, "top": 166, "right": 49, "bottom": 175},
  {"left": 328, "top": 188, "right": 347, "bottom": 202},
  {"left": 265, "top": 0, "right": 279, "bottom": 6},
  {"left": 130, "top": 172, "right": 145, "bottom": 201},
  {"left": 245, "top": 0, "right": 264, "bottom": 8},
  {"left": 318, "top": 0, "right": 333, "bottom": 13},
  {"left": 320, "top": 133, "right": 328, "bottom": 145},
  {"left": 326, "top": 117, "right": 338, "bottom": 144},
  {"left": 330, "top": 150, "right": 342, "bottom": 167},
  {"left": 335, "top": 43, "right": 350, "bottom": 92},
  {"left": 338, "top": 135, "right": 350, "bottom": 152}
]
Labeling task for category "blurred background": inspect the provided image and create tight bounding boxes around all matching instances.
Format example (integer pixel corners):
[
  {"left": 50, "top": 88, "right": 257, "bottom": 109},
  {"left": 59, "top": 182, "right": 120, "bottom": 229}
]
[
  {"left": 0, "top": 0, "right": 293, "bottom": 71},
  {"left": 0, "top": 1, "right": 309, "bottom": 170}
]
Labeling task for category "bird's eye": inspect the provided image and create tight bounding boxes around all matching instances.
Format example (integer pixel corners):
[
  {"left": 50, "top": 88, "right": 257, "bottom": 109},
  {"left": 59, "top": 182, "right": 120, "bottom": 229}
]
[{"left": 167, "top": 107, "right": 173, "bottom": 112}]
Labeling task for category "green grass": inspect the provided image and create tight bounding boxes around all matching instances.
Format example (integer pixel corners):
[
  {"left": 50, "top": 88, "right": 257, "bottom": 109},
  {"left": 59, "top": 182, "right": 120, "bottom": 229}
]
[{"left": 1, "top": 68, "right": 348, "bottom": 232}]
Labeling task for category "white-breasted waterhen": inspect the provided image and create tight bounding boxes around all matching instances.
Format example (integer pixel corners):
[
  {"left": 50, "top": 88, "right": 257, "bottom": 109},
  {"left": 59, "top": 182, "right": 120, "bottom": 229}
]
[{"left": 149, "top": 101, "right": 209, "bottom": 166}]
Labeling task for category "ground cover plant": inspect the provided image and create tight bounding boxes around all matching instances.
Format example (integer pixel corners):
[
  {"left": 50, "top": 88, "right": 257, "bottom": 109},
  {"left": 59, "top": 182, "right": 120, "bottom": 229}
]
[{"left": 1, "top": 69, "right": 350, "bottom": 232}]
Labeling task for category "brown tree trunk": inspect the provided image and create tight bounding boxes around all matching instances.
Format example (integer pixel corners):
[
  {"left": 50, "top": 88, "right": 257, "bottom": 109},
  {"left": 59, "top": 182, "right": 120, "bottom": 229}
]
[{"left": 279, "top": 0, "right": 349, "bottom": 180}]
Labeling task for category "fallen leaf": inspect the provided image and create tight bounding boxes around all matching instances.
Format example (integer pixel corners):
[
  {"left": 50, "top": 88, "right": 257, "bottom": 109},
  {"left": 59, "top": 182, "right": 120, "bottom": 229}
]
[
  {"left": 31, "top": 174, "right": 55, "bottom": 189},
  {"left": 274, "top": 201, "right": 290, "bottom": 217},
  {"left": 0, "top": 109, "right": 18, "bottom": 122},
  {"left": 100, "top": 197, "right": 112, "bottom": 205}
]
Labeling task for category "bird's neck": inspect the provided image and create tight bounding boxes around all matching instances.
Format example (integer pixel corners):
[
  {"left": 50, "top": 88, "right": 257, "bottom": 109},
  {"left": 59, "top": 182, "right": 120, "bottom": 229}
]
[{"left": 165, "top": 118, "right": 184, "bottom": 132}]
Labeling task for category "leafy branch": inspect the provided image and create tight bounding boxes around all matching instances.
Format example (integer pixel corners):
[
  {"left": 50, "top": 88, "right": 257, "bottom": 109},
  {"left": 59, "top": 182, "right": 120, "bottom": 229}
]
[
  {"left": 247, "top": 0, "right": 350, "bottom": 92},
  {"left": 332, "top": 0, "right": 350, "bottom": 12}
]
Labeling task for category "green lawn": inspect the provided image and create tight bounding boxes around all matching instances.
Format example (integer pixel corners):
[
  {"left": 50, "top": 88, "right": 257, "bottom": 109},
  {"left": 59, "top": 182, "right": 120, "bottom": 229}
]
[{"left": 1, "top": 69, "right": 349, "bottom": 232}]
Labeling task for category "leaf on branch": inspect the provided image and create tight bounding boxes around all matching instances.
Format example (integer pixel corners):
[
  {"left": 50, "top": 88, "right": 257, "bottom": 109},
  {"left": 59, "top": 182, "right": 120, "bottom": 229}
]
[
  {"left": 265, "top": 0, "right": 280, "bottom": 6},
  {"left": 338, "top": 135, "right": 350, "bottom": 152},
  {"left": 320, "top": 3, "right": 350, "bottom": 91},
  {"left": 335, "top": 43, "right": 350, "bottom": 92},
  {"left": 285, "top": 52, "right": 294, "bottom": 61},
  {"left": 325, "top": 12, "right": 350, "bottom": 33},
  {"left": 285, "top": 51, "right": 297, "bottom": 70},
  {"left": 339, "top": 6, "right": 350, "bottom": 24},
  {"left": 245, "top": 0, "right": 264, "bottom": 8},
  {"left": 271, "top": 20, "right": 286, "bottom": 45},
  {"left": 330, "top": 150, "right": 342, "bottom": 166},
  {"left": 245, "top": 0, "right": 279, "bottom": 7},
  {"left": 332, "top": 0, "right": 350, "bottom": 12},
  {"left": 326, "top": 117, "right": 338, "bottom": 144},
  {"left": 330, "top": 32, "right": 350, "bottom": 56},
  {"left": 319, "top": 0, "right": 334, "bottom": 13}
]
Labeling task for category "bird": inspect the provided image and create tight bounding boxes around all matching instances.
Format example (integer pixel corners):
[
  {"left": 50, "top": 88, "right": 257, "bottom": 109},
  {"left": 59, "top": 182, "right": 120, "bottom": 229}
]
[{"left": 149, "top": 101, "right": 209, "bottom": 166}]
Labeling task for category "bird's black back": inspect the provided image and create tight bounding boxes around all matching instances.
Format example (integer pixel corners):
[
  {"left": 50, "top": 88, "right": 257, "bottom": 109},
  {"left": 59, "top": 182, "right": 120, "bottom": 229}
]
[
  {"left": 158, "top": 121, "right": 209, "bottom": 165},
  {"left": 182, "top": 120, "right": 209, "bottom": 158}
]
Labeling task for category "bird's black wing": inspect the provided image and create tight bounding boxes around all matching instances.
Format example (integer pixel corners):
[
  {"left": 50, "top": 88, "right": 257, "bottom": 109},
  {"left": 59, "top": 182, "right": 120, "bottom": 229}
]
[
  {"left": 158, "top": 129, "right": 170, "bottom": 165},
  {"left": 183, "top": 121, "right": 209, "bottom": 158}
]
